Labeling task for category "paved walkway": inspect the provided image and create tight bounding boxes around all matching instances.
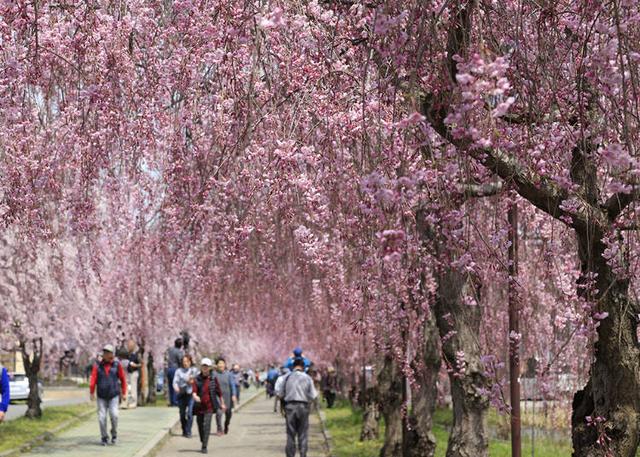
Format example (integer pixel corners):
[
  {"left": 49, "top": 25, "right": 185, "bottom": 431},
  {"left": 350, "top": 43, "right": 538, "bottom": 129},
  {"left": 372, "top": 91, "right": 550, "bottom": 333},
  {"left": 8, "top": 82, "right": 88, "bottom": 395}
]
[
  {"left": 155, "top": 394, "right": 327, "bottom": 457},
  {"left": 22, "top": 405, "right": 177, "bottom": 457}
]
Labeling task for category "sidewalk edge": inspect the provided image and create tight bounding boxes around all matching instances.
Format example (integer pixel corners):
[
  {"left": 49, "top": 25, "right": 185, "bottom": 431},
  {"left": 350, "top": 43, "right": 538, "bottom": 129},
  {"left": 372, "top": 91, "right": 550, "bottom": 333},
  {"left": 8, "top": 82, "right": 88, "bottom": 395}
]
[
  {"left": 316, "top": 404, "right": 336, "bottom": 457},
  {"left": 133, "top": 413, "right": 179, "bottom": 457}
]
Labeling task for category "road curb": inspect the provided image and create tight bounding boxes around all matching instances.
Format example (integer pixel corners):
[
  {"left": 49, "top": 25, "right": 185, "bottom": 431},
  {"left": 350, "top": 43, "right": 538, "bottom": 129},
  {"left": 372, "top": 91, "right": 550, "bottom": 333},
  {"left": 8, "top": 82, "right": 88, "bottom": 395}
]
[
  {"left": 140, "top": 387, "right": 263, "bottom": 457},
  {"left": 234, "top": 388, "right": 263, "bottom": 413},
  {"left": 133, "top": 412, "right": 179, "bottom": 457},
  {"left": 316, "top": 405, "right": 335, "bottom": 457},
  {"left": 0, "top": 404, "right": 95, "bottom": 457}
]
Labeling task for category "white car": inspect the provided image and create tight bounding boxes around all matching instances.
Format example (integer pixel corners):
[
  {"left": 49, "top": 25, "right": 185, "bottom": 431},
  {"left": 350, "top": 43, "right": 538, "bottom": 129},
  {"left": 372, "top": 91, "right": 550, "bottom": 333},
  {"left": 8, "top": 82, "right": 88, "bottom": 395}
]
[{"left": 8, "top": 373, "right": 44, "bottom": 402}]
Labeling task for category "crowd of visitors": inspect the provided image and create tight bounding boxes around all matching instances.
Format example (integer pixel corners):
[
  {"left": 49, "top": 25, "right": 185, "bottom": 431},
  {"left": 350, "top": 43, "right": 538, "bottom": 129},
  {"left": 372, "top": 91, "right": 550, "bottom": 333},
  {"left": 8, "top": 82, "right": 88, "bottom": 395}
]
[{"left": 81, "top": 339, "right": 340, "bottom": 456}]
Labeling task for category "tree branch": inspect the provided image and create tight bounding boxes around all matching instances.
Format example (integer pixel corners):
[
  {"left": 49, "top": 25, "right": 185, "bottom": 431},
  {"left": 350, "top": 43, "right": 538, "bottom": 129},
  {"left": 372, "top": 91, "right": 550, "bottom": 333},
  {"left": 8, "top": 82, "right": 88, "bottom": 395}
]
[
  {"left": 459, "top": 180, "right": 504, "bottom": 198},
  {"left": 604, "top": 188, "right": 640, "bottom": 221},
  {"left": 420, "top": 0, "right": 610, "bottom": 233}
]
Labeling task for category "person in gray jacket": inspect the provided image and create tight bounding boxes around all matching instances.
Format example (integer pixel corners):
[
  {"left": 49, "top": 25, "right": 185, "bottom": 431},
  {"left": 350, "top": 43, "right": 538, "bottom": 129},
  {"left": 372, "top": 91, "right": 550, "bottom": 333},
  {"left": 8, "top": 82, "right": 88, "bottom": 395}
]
[
  {"left": 276, "top": 357, "right": 318, "bottom": 457},
  {"left": 212, "top": 357, "right": 237, "bottom": 435},
  {"left": 166, "top": 338, "right": 184, "bottom": 407}
]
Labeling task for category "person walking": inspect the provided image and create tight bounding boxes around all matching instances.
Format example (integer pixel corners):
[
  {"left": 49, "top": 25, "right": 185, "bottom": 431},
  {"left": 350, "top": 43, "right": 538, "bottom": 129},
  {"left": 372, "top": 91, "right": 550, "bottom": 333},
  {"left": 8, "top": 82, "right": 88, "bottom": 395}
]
[
  {"left": 0, "top": 363, "right": 9, "bottom": 423},
  {"left": 125, "top": 339, "right": 141, "bottom": 409},
  {"left": 276, "top": 357, "right": 318, "bottom": 457},
  {"left": 192, "top": 358, "right": 225, "bottom": 454},
  {"left": 321, "top": 367, "right": 338, "bottom": 408},
  {"left": 89, "top": 344, "right": 127, "bottom": 446},
  {"left": 274, "top": 366, "right": 290, "bottom": 415},
  {"left": 230, "top": 364, "right": 242, "bottom": 402},
  {"left": 212, "top": 357, "right": 237, "bottom": 435},
  {"left": 167, "top": 338, "right": 184, "bottom": 407},
  {"left": 266, "top": 365, "right": 279, "bottom": 398},
  {"left": 173, "top": 354, "right": 198, "bottom": 437}
]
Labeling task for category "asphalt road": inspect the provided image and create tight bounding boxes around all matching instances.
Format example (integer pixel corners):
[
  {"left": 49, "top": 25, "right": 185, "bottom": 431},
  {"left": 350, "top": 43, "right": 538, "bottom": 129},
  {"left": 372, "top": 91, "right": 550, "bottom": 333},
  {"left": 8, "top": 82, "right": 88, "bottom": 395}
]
[{"left": 6, "top": 388, "right": 90, "bottom": 421}]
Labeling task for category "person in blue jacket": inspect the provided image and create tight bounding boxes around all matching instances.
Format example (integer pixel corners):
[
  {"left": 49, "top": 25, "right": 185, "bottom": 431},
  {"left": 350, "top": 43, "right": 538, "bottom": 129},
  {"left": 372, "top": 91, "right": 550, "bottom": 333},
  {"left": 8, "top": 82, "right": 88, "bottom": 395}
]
[
  {"left": 265, "top": 365, "right": 279, "bottom": 399},
  {"left": 284, "top": 347, "right": 311, "bottom": 372},
  {"left": 0, "top": 365, "right": 9, "bottom": 422}
]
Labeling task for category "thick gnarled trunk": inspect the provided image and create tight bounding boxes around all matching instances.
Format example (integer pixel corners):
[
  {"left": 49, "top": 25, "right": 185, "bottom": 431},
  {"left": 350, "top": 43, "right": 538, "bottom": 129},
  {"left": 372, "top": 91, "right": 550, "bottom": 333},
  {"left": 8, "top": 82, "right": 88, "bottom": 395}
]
[
  {"left": 378, "top": 354, "right": 404, "bottom": 457},
  {"left": 20, "top": 338, "right": 43, "bottom": 419},
  {"left": 404, "top": 312, "right": 440, "bottom": 457},
  {"left": 571, "top": 232, "right": 640, "bottom": 457},
  {"left": 435, "top": 268, "right": 489, "bottom": 457}
]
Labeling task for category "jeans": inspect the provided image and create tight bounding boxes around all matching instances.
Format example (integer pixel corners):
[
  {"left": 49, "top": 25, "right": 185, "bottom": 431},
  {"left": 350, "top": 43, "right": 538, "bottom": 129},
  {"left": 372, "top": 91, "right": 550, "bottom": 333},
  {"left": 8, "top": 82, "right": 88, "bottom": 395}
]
[
  {"left": 178, "top": 393, "right": 194, "bottom": 436},
  {"left": 216, "top": 406, "right": 233, "bottom": 433},
  {"left": 285, "top": 402, "right": 310, "bottom": 457},
  {"left": 167, "top": 368, "right": 178, "bottom": 406},
  {"left": 97, "top": 396, "right": 119, "bottom": 441},
  {"left": 196, "top": 413, "right": 213, "bottom": 449}
]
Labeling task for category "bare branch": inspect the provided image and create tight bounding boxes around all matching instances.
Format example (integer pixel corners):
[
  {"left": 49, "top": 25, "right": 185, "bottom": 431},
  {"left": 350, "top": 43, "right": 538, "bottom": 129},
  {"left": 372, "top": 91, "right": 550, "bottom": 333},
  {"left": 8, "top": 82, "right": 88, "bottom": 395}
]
[{"left": 459, "top": 180, "right": 504, "bottom": 197}]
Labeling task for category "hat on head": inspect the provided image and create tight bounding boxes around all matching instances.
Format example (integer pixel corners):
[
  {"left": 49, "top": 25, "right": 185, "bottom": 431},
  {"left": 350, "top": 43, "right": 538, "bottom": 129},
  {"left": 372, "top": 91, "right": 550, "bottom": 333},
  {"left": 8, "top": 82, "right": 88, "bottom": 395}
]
[
  {"left": 200, "top": 357, "right": 212, "bottom": 367},
  {"left": 103, "top": 344, "right": 115, "bottom": 353},
  {"left": 293, "top": 347, "right": 303, "bottom": 357}
]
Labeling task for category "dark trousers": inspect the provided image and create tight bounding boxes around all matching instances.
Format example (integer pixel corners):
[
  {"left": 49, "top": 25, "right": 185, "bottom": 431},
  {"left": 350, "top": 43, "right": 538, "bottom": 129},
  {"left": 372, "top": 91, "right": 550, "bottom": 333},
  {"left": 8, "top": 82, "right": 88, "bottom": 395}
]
[
  {"left": 167, "top": 368, "right": 178, "bottom": 406},
  {"left": 216, "top": 407, "right": 233, "bottom": 433},
  {"left": 178, "top": 394, "right": 194, "bottom": 436},
  {"left": 196, "top": 413, "right": 213, "bottom": 449},
  {"left": 285, "top": 402, "right": 310, "bottom": 457},
  {"left": 323, "top": 390, "right": 336, "bottom": 408}
]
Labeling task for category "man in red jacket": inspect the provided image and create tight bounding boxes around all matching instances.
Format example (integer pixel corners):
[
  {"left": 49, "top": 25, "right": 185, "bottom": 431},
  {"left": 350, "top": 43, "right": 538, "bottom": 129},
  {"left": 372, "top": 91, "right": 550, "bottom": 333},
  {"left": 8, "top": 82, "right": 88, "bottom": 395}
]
[{"left": 90, "top": 344, "right": 127, "bottom": 446}]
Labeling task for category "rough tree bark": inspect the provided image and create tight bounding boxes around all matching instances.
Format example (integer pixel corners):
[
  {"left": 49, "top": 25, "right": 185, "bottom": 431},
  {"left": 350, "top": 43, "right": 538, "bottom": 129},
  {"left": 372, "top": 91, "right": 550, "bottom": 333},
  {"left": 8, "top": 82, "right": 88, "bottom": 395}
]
[
  {"left": 359, "top": 363, "right": 380, "bottom": 441},
  {"left": 571, "top": 231, "right": 640, "bottom": 457},
  {"left": 146, "top": 351, "right": 157, "bottom": 404},
  {"left": 360, "top": 387, "right": 380, "bottom": 441},
  {"left": 20, "top": 337, "right": 43, "bottom": 419},
  {"left": 404, "top": 311, "right": 440, "bottom": 457},
  {"left": 137, "top": 342, "right": 145, "bottom": 406},
  {"left": 568, "top": 145, "right": 640, "bottom": 456},
  {"left": 377, "top": 354, "right": 404, "bottom": 457},
  {"left": 434, "top": 267, "right": 489, "bottom": 457}
]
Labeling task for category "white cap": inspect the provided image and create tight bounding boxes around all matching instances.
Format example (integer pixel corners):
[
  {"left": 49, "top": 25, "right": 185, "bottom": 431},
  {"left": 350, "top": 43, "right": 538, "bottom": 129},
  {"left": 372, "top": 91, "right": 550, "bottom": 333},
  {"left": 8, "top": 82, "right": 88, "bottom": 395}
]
[
  {"left": 103, "top": 344, "right": 115, "bottom": 353},
  {"left": 200, "top": 357, "right": 212, "bottom": 367}
]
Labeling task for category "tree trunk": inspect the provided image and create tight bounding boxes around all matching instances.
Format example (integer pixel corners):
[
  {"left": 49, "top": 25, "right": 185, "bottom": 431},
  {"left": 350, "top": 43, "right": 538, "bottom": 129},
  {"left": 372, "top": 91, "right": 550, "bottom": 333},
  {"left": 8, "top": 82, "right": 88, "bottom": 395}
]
[
  {"left": 378, "top": 354, "right": 404, "bottom": 457},
  {"left": 360, "top": 385, "right": 380, "bottom": 441},
  {"left": 571, "top": 231, "right": 640, "bottom": 457},
  {"left": 404, "top": 312, "right": 440, "bottom": 457},
  {"left": 20, "top": 338, "right": 43, "bottom": 419},
  {"left": 417, "top": 207, "right": 489, "bottom": 457},
  {"left": 434, "top": 268, "right": 489, "bottom": 457},
  {"left": 146, "top": 351, "right": 157, "bottom": 404},
  {"left": 137, "top": 344, "right": 145, "bottom": 406}
]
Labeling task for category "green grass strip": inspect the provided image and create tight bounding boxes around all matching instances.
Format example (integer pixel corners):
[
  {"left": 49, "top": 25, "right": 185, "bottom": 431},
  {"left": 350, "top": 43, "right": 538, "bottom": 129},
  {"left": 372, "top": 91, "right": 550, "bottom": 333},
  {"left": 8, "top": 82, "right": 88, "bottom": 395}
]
[{"left": 0, "top": 403, "right": 94, "bottom": 453}]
